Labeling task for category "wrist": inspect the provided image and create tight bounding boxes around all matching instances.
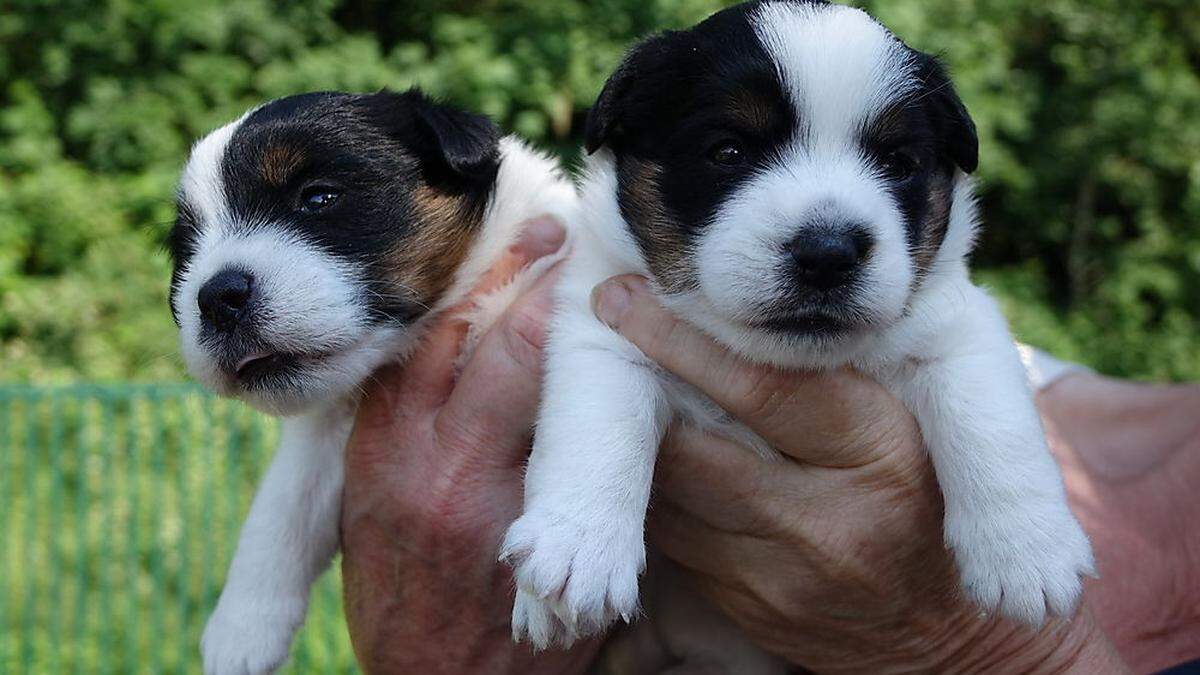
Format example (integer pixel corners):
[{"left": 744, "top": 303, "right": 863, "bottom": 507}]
[{"left": 931, "top": 603, "right": 1128, "bottom": 675}]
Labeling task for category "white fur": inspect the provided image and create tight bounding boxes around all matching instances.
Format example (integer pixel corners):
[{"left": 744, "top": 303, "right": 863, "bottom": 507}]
[
  {"left": 756, "top": 2, "right": 917, "bottom": 142},
  {"left": 180, "top": 130, "right": 577, "bottom": 674},
  {"left": 504, "top": 2, "right": 1093, "bottom": 670}
]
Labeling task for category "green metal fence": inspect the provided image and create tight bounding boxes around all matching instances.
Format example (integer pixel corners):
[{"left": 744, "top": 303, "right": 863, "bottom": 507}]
[{"left": 0, "top": 384, "right": 358, "bottom": 674}]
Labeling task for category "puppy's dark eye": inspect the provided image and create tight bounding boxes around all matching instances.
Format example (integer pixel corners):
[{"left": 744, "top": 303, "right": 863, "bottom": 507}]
[
  {"left": 881, "top": 150, "right": 920, "bottom": 181},
  {"left": 299, "top": 186, "right": 340, "bottom": 213},
  {"left": 708, "top": 141, "right": 746, "bottom": 167}
]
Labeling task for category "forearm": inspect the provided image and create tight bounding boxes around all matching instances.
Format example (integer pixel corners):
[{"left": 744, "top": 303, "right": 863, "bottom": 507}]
[{"left": 1039, "top": 373, "right": 1200, "bottom": 672}]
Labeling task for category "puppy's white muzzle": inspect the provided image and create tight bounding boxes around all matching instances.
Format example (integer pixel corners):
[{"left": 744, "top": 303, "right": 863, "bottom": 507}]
[
  {"left": 698, "top": 152, "right": 914, "bottom": 333},
  {"left": 176, "top": 225, "right": 392, "bottom": 415}
]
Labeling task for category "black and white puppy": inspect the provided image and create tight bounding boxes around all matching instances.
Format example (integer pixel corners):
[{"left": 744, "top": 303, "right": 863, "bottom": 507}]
[
  {"left": 501, "top": 0, "right": 1094, "bottom": 667},
  {"left": 168, "top": 90, "right": 575, "bottom": 674}
]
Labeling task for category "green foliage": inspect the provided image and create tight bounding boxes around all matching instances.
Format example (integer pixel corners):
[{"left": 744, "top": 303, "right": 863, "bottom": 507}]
[{"left": 1, "top": 0, "right": 1197, "bottom": 381}]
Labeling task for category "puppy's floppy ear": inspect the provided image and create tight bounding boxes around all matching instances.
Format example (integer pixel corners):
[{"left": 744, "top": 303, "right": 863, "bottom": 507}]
[
  {"left": 585, "top": 57, "right": 634, "bottom": 154},
  {"left": 411, "top": 92, "right": 500, "bottom": 184},
  {"left": 586, "top": 35, "right": 677, "bottom": 154},
  {"left": 915, "top": 55, "right": 978, "bottom": 174},
  {"left": 364, "top": 89, "right": 500, "bottom": 188}
]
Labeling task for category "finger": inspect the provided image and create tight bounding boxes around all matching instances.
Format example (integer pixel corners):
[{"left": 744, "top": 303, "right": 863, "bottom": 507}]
[
  {"left": 388, "top": 216, "right": 567, "bottom": 414},
  {"left": 654, "top": 424, "right": 771, "bottom": 521},
  {"left": 435, "top": 265, "right": 561, "bottom": 468},
  {"left": 647, "top": 494, "right": 765, "bottom": 582},
  {"left": 592, "top": 275, "right": 902, "bottom": 467},
  {"left": 654, "top": 423, "right": 842, "bottom": 536},
  {"left": 463, "top": 215, "right": 566, "bottom": 302}
]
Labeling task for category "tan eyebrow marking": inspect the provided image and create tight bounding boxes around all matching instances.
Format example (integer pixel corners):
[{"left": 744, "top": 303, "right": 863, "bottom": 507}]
[{"left": 259, "top": 144, "right": 306, "bottom": 186}]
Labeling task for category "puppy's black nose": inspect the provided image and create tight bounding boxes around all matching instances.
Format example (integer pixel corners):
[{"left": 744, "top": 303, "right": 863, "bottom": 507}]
[
  {"left": 198, "top": 269, "right": 254, "bottom": 332},
  {"left": 788, "top": 230, "right": 873, "bottom": 290}
]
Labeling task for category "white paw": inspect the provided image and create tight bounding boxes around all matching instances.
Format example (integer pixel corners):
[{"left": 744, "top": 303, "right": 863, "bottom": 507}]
[
  {"left": 201, "top": 595, "right": 305, "bottom": 675},
  {"left": 500, "top": 508, "right": 645, "bottom": 649},
  {"left": 948, "top": 500, "right": 1095, "bottom": 626}
]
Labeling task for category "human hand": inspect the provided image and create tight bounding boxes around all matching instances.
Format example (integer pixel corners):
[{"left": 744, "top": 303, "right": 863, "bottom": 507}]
[
  {"left": 1040, "top": 373, "right": 1200, "bottom": 673},
  {"left": 339, "top": 217, "right": 599, "bottom": 674},
  {"left": 590, "top": 275, "right": 1128, "bottom": 674}
]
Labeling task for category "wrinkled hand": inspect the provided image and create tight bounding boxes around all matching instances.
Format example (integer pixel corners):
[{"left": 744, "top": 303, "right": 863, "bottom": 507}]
[
  {"left": 591, "top": 275, "right": 1128, "bottom": 674},
  {"left": 340, "top": 217, "right": 599, "bottom": 674}
]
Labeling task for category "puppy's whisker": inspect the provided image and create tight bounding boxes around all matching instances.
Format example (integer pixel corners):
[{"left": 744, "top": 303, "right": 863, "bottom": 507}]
[{"left": 359, "top": 281, "right": 433, "bottom": 312}]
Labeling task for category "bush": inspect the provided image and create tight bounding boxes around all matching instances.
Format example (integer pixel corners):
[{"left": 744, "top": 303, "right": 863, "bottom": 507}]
[{"left": 2, "top": 0, "right": 1197, "bottom": 381}]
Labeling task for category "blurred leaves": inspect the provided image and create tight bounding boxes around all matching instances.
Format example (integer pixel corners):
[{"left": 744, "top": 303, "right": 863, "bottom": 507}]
[{"left": 0, "top": 0, "right": 1197, "bottom": 381}]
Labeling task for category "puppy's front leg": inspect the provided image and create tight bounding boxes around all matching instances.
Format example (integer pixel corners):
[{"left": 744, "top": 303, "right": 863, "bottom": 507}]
[
  {"left": 892, "top": 290, "right": 1094, "bottom": 626},
  {"left": 502, "top": 313, "right": 670, "bottom": 649},
  {"left": 201, "top": 403, "right": 352, "bottom": 675}
]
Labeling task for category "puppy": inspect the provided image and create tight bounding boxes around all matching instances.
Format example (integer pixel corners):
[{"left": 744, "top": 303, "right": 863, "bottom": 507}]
[
  {"left": 501, "top": 0, "right": 1095, "bottom": 669},
  {"left": 168, "top": 89, "right": 575, "bottom": 674}
]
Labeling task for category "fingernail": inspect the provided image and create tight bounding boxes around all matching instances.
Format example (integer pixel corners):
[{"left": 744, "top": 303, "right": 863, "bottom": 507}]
[
  {"left": 513, "top": 216, "right": 566, "bottom": 260},
  {"left": 591, "top": 278, "right": 634, "bottom": 328}
]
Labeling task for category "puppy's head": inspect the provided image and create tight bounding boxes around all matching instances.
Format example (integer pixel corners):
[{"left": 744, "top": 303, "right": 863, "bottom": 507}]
[
  {"left": 169, "top": 90, "right": 498, "bottom": 414},
  {"left": 586, "top": 0, "right": 978, "bottom": 363}
]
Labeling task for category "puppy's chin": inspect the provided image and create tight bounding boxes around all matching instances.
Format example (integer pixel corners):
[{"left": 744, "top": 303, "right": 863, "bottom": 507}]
[
  {"left": 660, "top": 292, "right": 899, "bottom": 370},
  {"left": 183, "top": 327, "right": 407, "bottom": 416}
]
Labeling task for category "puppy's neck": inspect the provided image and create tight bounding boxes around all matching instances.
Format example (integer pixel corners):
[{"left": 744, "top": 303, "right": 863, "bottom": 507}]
[{"left": 575, "top": 149, "right": 659, "bottom": 274}]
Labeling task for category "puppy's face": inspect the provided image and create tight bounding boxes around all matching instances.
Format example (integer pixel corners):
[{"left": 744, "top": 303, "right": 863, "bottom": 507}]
[
  {"left": 587, "top": 0, "right": 978, "bottom": 361},
  {"left": 169, "top": 90, "right": 499, "bottom": 414}
]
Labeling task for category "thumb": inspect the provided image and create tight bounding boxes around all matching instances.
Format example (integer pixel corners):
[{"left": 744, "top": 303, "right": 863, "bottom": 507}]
[{"left": 434, "top": 265, "right": 561, "bottom": 469}]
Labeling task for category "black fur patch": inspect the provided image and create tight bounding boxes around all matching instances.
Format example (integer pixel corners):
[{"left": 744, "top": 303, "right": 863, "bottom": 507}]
[{"left": 167, "top": 200, "right": 201, "bottom": 325}]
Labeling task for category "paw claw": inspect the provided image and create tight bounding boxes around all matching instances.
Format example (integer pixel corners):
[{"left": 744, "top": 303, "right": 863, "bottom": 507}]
[{"left": 502, "top": 509, "right": 645, "bottom": 647}]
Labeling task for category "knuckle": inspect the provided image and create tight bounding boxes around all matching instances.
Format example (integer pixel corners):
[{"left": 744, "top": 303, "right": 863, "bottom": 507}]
[
  {"left": 431, "top": 408, "right": 488, "bottom": 458},
  {"left": 412, "top": 467, "right": 490, "bottom": 545},
  {"left": 730, "top": 362, "right": 796, "bottom": 426},
  {"left": 640, "top": 309, "right": 687, "bottom": 356},
  {"left": 856, "top": 445, "right": 940, "bottom": 511},
  {"left": 501, "top": 303, "right": 548, "bottom": 369},
  {"left": 801, "top": 524, "right": 891, "bottom": 601},
  {"left": 843, "top": 405, "right": 925, "bottom": 477}
]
